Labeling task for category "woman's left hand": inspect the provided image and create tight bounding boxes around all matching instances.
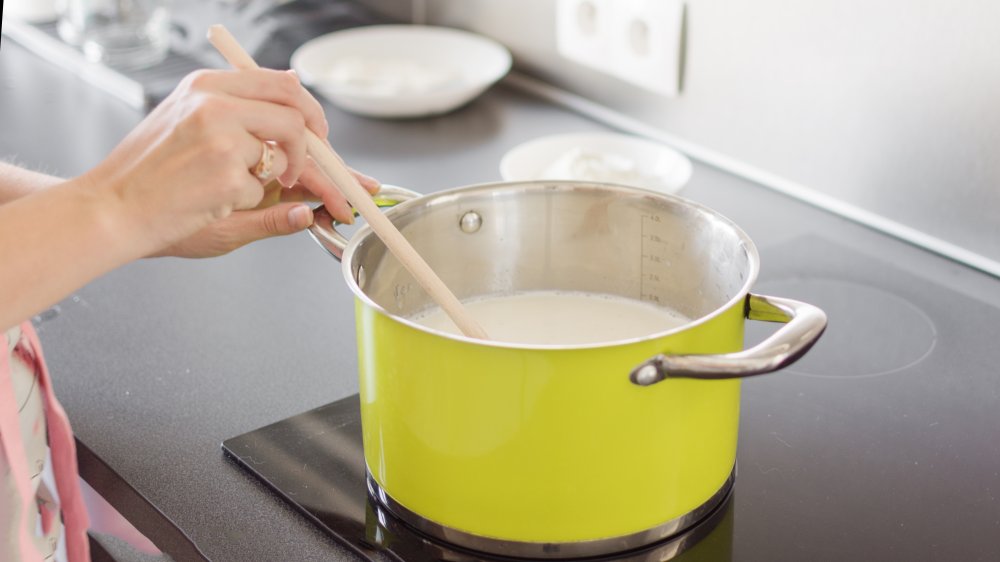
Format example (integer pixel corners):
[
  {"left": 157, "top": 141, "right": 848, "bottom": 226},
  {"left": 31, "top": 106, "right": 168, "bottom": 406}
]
[{"left": 152, "top": 165, "right": 377, "bottom": 258}]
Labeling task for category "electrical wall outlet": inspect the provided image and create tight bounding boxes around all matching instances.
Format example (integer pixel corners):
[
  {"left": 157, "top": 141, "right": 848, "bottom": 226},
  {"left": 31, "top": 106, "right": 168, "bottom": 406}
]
[{"left": 556, "top": 0, "right": 686, "bottom": 96}]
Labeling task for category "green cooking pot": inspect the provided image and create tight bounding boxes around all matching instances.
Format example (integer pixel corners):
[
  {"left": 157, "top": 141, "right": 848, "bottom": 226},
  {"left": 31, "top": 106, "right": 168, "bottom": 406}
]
[{"left": 309, "top": 181, "right": 826, "bottom": 558}]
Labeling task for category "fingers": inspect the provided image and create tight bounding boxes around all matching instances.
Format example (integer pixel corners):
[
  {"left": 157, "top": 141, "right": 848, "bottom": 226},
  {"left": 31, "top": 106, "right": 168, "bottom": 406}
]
[
  {"left": 153, "top": 202, "right": 315, "bottom": 258},
  {"left": 254, "top": 178, "right": 285, "bottom": 209},
  {"left": 225, "top": 203, "right": 313, "bottom": 248},
  {"left": 318, "top": 137, "right": 380, "bottom": 194},
  {"left": 112, "top": 68, "right": 334, "bottom": 256},
  {"left": 228, "top": 99, "right": 307, "bottom": 186},
  {"left": 261, "top": 202, "right": 314, "bottom": 232},
  {"left": 220, "top": 202, "right": 315, "bottom": 247},
  {"left": 186, "top": 69, "right": 380, "bottom": 197},
  {"left": 183, "top": 69, "right": 331, "bottom": 188},
  {"left": 275, "top": 184, "right": 320, "bottom": 203},
  {"left": 296, "top": 158, "right": 354, "bottom": 223},
  {"left": 254, "top": 180, "right": 320, "bottom": 209},
  {"left": 172, "top": 69, "right": 382, "bottom": 229},
  {"left": 233, "top": 173, "right": 266, "bottom": 212},
  {"left": 251, "top": 159, "right": 380, "bottom": 228},
  {"left": 349, "top": 167, "right": 381, "bottom": 194},
  {"left": 293, "top": 150, "right": 382, "bottom": 222},
  {"left": 248, "top": 142, "right": 288, "bottom": 186},
  {"left": 188, "top": 68, "right": 329, "bottom": 140}
]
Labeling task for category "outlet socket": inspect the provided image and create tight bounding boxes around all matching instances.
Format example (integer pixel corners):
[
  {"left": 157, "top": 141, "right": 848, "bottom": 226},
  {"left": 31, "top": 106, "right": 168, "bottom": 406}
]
[{"left": 556, "top": 0, "right": 686, "bottom": 96}]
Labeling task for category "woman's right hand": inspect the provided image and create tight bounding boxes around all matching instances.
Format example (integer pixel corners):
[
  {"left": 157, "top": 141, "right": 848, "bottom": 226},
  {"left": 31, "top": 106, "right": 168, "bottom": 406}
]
[{"left": 82, "top": 68, "right": 358, "bottom": 257}]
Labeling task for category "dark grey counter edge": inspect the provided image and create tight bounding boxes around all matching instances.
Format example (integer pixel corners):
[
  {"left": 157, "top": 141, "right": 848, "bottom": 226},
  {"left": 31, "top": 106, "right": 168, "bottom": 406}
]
[{"left": 77, "top": 439, "right": 211, "bottom": 562}]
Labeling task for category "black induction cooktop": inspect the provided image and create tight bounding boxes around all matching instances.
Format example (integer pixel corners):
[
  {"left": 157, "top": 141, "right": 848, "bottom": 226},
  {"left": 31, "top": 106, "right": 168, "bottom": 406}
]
[{"left": 223, "top": 236, "right": 1000, "bottom": 561}]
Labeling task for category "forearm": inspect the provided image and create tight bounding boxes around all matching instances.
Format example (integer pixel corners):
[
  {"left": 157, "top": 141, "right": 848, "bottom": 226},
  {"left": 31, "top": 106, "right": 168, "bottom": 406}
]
[
  {"left": 0, "top": 178, "right": 146, "bottom": 332},
  {"left": 0, "top": 162, "right": 63, "bottom": 204}
]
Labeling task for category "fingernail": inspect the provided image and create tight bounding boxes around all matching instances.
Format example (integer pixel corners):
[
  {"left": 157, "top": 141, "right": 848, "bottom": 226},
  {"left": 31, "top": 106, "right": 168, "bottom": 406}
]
[
  {"left": 286, "top": 69, "right": 300, "bottom": 81},
  {"left": 340, "top": 206, "right": 355, "bottom": 225},
  {"left": 357, "top": 171, "right": 381, "bottom": 189},
  {"left": 288, "top": 205, "right": 313, "bottom": 230}
]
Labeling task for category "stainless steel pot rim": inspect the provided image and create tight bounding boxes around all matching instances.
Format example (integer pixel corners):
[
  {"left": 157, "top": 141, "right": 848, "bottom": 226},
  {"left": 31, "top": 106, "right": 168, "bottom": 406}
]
[
  {"left": 366, "top": 465, "right": 736, "bottom": 559},
  {"left": 341, "top": 180, "right": 761, "bottom": 350}
]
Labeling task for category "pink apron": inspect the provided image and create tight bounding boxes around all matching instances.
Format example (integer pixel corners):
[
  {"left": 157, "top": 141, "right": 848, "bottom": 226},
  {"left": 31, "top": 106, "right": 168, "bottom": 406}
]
[{"left": 0, "top": 322, "right": 90, "bottom": 562}]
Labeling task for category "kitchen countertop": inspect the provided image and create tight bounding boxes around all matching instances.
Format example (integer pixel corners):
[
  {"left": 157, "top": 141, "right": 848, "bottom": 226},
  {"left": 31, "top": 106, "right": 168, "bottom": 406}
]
[{"left": 2, "top": 32, "right": 999, "bottom": 562}]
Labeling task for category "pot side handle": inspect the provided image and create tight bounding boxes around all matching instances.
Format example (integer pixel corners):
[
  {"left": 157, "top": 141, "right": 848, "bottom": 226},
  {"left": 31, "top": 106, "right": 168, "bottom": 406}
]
[
  {"left": 306, "top": 185, "right": 423, "bottom": 262},
  {"left": 629, "top": 294, "right": 827, "bottom": 385}
]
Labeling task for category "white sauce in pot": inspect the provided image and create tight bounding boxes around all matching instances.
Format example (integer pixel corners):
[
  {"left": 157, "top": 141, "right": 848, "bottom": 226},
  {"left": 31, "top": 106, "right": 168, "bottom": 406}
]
[{"left": 409, "top": 291, "right": 690, "bottom": 345}]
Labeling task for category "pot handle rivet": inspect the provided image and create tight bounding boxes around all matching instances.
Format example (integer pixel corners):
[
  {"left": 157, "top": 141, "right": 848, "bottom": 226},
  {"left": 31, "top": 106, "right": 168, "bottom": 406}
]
[
  {"left": 459, "top": 211, "right": 483, "bottom": 234},
  {"left": 631, "top": 363, "right": 665, "bottom": 386}
]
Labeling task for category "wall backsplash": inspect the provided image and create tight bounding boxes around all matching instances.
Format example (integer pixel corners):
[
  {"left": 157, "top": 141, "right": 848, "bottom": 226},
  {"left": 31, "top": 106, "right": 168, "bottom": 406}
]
[{"left": 393, "top": 0, "right": 1000, "bottom": 272}]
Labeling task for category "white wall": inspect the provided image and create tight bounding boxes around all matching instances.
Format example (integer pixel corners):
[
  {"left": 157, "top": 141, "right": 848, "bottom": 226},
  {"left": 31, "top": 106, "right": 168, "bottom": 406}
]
[{"left": 420, "top": 0, "right": 1000, "bottom": 267}]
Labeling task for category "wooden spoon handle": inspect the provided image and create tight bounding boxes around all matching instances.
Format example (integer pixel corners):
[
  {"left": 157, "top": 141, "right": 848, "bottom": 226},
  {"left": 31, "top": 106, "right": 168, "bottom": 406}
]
[{"left": 207, "top": 25, "right": 489, "bottom": 340}]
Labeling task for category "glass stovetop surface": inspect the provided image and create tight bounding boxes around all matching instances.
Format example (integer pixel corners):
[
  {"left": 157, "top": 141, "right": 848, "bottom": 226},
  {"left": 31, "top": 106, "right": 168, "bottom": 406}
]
[{"left": 224, "top": 237, "right": 1000, "bottom": 561}]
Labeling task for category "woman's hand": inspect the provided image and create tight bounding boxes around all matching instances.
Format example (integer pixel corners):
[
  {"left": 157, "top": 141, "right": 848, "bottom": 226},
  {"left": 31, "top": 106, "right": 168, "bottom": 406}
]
[
  {"left": 153, "top": 166, "right": 377, "bottom": 258},
  {"left": 83, "top": 68, "right": 376, "bottom": 257},
  {"left": 0, "top": 67, "right": 380, "bottom": 330}
]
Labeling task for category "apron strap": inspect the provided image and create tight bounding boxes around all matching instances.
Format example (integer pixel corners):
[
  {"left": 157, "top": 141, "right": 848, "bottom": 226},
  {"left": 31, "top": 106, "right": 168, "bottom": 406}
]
[
  {"left": 22, "top": 322, "right": 91, "bottom": 562},
  {"left": 0, "top": 327, "right": 45, "bottom": 562}
]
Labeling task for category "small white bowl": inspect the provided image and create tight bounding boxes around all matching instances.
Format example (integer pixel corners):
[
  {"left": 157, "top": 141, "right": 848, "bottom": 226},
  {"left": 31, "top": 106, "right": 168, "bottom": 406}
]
[
  {"left": 500, "top": 132, "right": 693, "bottom": 194},
  {"left": 291, "top": 25, "right": 512, "bottom": 119}
]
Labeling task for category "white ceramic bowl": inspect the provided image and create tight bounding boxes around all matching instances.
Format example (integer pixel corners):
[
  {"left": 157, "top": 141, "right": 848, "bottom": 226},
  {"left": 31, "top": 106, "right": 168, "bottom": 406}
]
[
  {"left": 291, "top": 25, "right": 512, "bottom": 119},
  {"left": 499, "top": 132, "right": 693, "bottom": 194}
]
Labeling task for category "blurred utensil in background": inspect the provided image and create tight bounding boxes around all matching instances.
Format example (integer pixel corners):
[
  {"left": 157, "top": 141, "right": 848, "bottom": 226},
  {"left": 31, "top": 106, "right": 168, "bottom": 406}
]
[
  {"left": 171, "top": 0, "right": 379, "bottom": 70},
  {"left": 57, "top": 0, "right": 172, "bottom": 70}
]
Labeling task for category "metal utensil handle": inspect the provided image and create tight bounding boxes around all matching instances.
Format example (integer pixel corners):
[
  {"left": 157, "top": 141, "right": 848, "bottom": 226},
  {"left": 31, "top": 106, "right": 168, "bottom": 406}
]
[
  {"left": 306, "top": 185, "right": 422, "bottom": 262},
  {"left": 630, "top": 294, "right": 827, "bottom": 385}
]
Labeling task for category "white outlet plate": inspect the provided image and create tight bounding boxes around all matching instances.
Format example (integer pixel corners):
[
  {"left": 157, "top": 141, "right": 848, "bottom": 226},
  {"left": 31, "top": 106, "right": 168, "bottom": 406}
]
[{"left": 556, "top": 0, "right": 685, "bottom": 96}]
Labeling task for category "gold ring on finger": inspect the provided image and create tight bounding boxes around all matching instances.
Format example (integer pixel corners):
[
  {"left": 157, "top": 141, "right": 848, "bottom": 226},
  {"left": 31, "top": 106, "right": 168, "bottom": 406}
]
[{"left": 251, "top": 140, "right": 275, "bottom": 181}]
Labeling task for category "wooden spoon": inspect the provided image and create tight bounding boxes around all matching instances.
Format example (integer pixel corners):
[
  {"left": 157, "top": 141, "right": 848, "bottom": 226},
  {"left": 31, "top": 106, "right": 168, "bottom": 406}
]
[{"left": 207, "top": 24, "right": 489, "bottom": 340}]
